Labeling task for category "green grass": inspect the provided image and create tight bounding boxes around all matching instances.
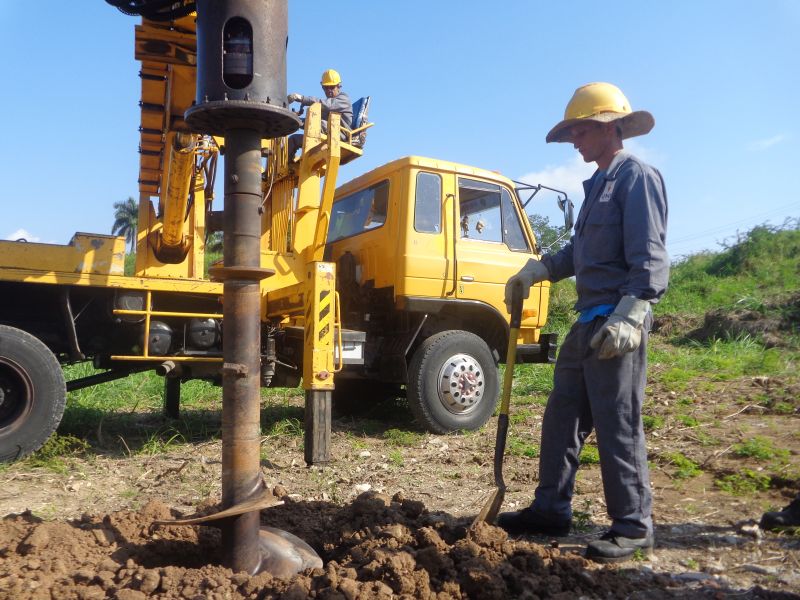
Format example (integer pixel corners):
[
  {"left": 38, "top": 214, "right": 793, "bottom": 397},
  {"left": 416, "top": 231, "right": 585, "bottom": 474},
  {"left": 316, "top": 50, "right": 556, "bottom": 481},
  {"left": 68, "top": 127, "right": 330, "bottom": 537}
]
[
  {"left": 683, "top": 557, "right": 700, "bottom": 570},
  {"left": 649, "top": 337, "right": 791, "bottom": 382},
  {"left": 510, "top": 364, "right": 555, "bottom": 397},
  {"left": 383, "top": 428, "right": 422, "bottom": 447},
  {"left": 693, "top": 430, "right": 720, "bottom": 447},
  {"left": 388, "top": 449, "right": 404, "bottom": 466},
  {"left": 579, "top": 445, "right": 600, "bottom": 465},
  {"left": 664, "top": 452, "right": 702, "bottom": 479},
  {"left": 55, "top": 364, "right": 308, "bottom": 457},
  {"left": 544, "top": 279, "right": 578, "bottom": 337},
  {"left": 25, "top": 433, "right": 89, "bottom": 473},
  {"left": 715, "top": 469, "right": 772, "bottom": 495},
  {"left": 676, "top": 414, "right": 699, "bottom": 427},
  {"left": 657, "top": 222, "right": 800, "bottom": 317},
  {"left": 263, "top": 417, "right": 303, "bottom": 438},
  {"left": 572, "top": 499, "right": 593, "bottom": 532},
  {"left": 347, "top": 434, "right": 369, "bottom": 450},
  {"left": 632, "top": 548, "right": 648, "bottom": 562},
  {"left": 509, "top": 409, "right": 535, "bottom": 424},
  {"left": 507, "top": 435, "right": 539, "bottom": 458},
  {"left": 733, "top": 437, "right": 789, "bottom": 461},
  {"left": 642, "top": 414, "right": 664, "bottom": 430},
  {"left": 138, "top": 428, "right": 186, "bottom": 455},
  {"left": 124, "top": 253, "right": 135, "bottom": 276}
]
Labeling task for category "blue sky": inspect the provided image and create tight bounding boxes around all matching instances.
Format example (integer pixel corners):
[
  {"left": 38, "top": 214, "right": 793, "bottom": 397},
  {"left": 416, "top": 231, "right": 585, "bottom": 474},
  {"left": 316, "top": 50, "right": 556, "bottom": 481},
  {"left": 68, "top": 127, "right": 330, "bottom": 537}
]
[{"left": 1, "top": 1, "right": 798, "bottom": 259}]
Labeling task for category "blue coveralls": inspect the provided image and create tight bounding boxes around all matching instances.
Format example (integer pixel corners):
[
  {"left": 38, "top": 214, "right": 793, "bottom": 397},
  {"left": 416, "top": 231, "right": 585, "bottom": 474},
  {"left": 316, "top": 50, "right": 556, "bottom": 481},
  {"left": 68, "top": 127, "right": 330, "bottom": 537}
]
[{"left": 536, "top": 150, "right": 669, "bottom": 538}]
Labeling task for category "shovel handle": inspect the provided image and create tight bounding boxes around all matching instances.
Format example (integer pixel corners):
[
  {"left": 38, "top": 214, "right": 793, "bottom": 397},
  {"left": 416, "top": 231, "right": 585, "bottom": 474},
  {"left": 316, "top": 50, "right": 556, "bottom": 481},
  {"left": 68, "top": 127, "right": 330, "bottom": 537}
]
[
  {"left": 509, "top": 281, "right": 524, "bottom": 330},
  {"left": 498, "top": 283, "right": 523, "bottom": 416}
]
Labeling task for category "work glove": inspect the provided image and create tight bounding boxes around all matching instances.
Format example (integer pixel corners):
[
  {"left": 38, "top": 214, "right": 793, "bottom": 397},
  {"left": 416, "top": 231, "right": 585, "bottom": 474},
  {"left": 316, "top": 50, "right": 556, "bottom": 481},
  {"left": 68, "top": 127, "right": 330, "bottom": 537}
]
[
  {"left": 589, "top": 296, "right": 651, "bottom": 360},
  {"left": 287, "top": 93, "right": 303, "bottom": 103},
  {"left": 505, "top": 259, "right": 550, "bottom": 313}
]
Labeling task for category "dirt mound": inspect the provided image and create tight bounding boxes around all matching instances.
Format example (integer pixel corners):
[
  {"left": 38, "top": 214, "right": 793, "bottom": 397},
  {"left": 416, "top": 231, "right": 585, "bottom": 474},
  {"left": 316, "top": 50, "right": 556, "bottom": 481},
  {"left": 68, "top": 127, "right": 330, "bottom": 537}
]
[
  {"left": 1, "top": 492, "right": 796, "bottom": 599},
  {"left": 673, "top": 293, "right": 800, "bottom": 348},
  {"left": 651, "top": 313, "right": 703, "bottom": 337}
]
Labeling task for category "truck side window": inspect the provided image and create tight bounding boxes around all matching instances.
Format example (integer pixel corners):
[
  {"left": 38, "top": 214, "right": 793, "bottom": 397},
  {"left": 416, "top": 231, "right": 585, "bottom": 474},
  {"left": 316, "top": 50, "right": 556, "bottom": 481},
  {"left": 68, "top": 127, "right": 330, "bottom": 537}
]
[
  {"left": 414, "top": 172, "right": 442, "bottom": 233},
  {"left": 328, "top": 180, "right": 390, "bottom": 242},
  {"left": 501, "top": 188, "right": 530, "bottom": 252},
  {"left": 457, "top": 178, "right": 502, "bottom": 243}
]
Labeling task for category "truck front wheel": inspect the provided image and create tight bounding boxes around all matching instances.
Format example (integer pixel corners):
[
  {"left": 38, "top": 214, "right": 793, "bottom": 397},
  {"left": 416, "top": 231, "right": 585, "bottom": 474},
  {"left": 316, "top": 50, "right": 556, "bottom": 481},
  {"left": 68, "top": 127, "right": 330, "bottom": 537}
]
[
  {"left": 407, "top": 330, "right": 498, "bottom": 433},
  {"left": 0, "top": 325, "right": 66, "bottom": 462}
]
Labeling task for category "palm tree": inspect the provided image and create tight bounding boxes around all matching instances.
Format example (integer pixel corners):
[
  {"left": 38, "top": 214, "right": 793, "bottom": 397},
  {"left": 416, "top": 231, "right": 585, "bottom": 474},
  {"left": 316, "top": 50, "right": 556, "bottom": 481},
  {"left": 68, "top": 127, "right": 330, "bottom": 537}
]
[{"left": 112, "top": 197, "right": 138, "bottom": 253}]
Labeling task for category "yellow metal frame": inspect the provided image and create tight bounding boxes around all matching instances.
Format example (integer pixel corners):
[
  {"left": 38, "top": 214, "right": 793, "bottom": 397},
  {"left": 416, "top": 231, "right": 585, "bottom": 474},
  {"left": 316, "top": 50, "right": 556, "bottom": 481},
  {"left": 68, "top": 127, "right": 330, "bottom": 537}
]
[
  {"left": 333, "top": 290, "right": 343, "bottom": 373},
  {"left": 302, "top": 262, "right": 336, "bottom": 390},
  {"left": 342, "top": 121, "right": 374, "bottom": 147},
  {"left": 110, "top": 290, "right": 223, "bottom": 362}
]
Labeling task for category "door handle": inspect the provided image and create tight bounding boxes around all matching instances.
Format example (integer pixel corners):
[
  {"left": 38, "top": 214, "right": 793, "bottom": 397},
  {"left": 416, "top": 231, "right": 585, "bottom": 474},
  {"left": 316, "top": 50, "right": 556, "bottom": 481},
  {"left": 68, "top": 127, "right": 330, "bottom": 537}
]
[{"left": 460, "top": 275, "right": 474, "bottom": 282}]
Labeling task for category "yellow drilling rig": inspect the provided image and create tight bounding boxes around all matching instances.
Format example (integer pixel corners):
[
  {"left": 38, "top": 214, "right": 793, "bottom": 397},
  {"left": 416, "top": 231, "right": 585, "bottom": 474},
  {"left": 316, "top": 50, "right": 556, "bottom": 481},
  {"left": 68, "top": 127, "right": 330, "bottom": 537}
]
[
  {"left": 0, "top": 0, "right": 571, "bottom": 471},
  {"left": 0, "top": 2, "right": 360, "bottom": 467},
  {"left": 0, "top": 0, "right": 572, "bottom": 576}
]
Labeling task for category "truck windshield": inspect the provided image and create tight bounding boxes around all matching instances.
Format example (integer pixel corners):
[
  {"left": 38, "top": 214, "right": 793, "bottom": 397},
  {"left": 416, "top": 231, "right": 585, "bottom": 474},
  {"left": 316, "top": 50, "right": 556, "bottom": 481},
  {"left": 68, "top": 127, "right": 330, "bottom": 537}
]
[{"left": 329, "top": 180, "right": 390, "bottom": 242}]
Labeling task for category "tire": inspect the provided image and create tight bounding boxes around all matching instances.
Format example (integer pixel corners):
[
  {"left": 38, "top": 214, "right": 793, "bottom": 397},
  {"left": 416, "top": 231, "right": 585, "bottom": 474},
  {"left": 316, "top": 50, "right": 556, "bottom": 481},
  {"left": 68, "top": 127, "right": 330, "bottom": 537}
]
[
  {"left": 407, "top": 330, "right": 498, "bottom": 434},
  {"left": 332, "top": 378, "right": 402, "bottom": 416},
  {"left": 0, "top": 325, "right": 66, "bottom": 462}
]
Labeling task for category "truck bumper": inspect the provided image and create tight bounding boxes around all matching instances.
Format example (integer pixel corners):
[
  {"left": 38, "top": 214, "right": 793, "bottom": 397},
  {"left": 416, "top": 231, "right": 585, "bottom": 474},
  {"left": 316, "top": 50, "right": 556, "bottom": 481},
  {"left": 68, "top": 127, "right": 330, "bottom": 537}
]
[{"left": 515, "top": 333, "right": 558, "bottom": 364}]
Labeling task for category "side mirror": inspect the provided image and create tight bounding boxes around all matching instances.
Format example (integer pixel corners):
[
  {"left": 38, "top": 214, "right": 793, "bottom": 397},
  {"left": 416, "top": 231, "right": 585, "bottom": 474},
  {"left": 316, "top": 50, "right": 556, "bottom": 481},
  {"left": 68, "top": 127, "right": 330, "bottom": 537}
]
[{"left": 558, "top": 196, "right": 574, "bottom": 231}]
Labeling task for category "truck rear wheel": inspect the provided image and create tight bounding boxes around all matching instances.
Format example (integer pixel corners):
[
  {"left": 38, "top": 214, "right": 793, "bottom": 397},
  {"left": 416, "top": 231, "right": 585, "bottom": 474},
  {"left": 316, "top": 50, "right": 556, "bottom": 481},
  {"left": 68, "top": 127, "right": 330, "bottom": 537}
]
[
  {"left": 0, "top": 325, "right": 66, "bottom": 462},
  {"left": 407, "top": 330, "right": 498, "bottom": 434}
]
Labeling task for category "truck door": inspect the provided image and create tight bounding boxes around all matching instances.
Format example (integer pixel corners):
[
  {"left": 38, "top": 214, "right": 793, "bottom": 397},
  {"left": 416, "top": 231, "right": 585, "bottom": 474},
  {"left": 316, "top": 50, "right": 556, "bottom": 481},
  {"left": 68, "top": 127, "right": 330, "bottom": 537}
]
[{"left": 454, "top": 177, "right": 534, "bottom": 311}]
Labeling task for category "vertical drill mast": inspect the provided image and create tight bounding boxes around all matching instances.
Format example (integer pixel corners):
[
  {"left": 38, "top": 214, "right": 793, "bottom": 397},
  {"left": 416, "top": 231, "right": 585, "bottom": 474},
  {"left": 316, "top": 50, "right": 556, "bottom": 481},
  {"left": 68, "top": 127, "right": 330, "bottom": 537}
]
[{"left": 186, "top": 0, "right": 301, "bottom": 575}]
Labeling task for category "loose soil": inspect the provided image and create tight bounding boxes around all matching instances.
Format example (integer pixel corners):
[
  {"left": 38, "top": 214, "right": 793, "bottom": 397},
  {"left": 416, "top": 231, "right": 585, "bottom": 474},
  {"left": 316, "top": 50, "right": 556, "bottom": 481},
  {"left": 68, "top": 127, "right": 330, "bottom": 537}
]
[
  {"left": 1, "top": 336, "right": 799, "bottom": 599},
  {"left": 686, "top": 292, "right": 800, "bottom": 349}
]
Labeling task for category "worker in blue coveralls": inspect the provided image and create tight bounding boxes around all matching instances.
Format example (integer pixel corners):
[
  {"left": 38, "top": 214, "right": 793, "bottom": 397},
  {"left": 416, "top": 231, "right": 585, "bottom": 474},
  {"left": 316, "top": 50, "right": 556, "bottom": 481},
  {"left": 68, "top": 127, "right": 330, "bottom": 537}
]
[{"left": 498, "top": 82, "right": 669, "bottom": 564}]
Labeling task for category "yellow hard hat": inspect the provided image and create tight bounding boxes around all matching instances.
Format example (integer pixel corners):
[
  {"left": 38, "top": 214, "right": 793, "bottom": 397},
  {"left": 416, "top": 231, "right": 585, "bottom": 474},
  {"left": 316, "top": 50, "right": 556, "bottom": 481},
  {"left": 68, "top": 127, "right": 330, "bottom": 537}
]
[
  {"left": 546, "top": 82, "right": 654, "bottom": 143},
  {"left": 320, "top": 69, "right": 341, "bottom": 87}
]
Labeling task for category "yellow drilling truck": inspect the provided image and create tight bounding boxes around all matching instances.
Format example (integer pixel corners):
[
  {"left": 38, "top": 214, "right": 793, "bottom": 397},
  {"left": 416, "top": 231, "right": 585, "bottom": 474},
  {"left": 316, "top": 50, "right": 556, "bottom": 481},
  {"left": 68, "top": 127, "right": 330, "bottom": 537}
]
[{"left": 0, "top": 10, "right": 568, "bottom": 465}]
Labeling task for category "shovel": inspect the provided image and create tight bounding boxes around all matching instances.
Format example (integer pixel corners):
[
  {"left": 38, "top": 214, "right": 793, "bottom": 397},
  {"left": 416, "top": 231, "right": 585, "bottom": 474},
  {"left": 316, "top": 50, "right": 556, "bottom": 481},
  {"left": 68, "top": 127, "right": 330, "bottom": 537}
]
[{"left": 472, "top": 281, "right": 524, "bottom": 528}]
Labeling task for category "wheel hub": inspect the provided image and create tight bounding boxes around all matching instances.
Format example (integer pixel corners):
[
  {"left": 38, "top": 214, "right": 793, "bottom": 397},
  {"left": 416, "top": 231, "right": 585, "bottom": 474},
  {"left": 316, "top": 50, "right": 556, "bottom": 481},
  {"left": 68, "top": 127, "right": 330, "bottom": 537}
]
[
  {"left": 437, "top": 353, "right": 485, "bottom": 414},
  {"left": 0, "top": 359, "right": 34, "bottom": 431}
]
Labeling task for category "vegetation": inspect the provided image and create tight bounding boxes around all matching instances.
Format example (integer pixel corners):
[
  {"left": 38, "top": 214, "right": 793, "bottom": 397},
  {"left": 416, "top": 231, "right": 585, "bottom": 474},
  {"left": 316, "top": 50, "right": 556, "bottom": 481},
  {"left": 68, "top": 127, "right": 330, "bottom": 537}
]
[
  {"left": 26, "top": 434, "right": 89, "bottom": 474},
  {"left": 112, "top": 196, "right": 138, "bottom": 253},
  {"left": 507, "top": 435, "right": 539, "bottom": 458},
  {"left": 664, "top": 452, "right": 702, "bottom": 479},
  {"left": 656, "top": 219, "right": 800, "bottom": 319},
  {"left": 579, "top": 445, "right": 600, "bottom": 465},
  {"left": 716, "top": 469, "right": 772, "bottom": 495},
  {"left": 383, "top": 429, "right": 422, "bottom": 447},
  {"left": 733, "top": 437, "right": 789, "bottom": 461},
  {"left": 527, "top": 213, "right": 570, "bottom": 254}
]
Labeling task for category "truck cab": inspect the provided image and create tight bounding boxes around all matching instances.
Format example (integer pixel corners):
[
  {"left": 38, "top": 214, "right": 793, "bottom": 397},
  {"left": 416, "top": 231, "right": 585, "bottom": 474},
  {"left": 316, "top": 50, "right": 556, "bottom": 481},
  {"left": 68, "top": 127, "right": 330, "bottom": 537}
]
[{"left": 325, "top": 156, "right": 557, "bottom": 433}]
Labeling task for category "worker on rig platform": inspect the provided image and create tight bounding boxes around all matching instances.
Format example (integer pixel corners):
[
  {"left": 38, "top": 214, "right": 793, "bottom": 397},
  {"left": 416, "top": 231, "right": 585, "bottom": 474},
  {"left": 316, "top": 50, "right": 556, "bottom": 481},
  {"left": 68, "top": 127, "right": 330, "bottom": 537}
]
[{"left": 286, "top": 68, "right": 353, "bottom": 159}]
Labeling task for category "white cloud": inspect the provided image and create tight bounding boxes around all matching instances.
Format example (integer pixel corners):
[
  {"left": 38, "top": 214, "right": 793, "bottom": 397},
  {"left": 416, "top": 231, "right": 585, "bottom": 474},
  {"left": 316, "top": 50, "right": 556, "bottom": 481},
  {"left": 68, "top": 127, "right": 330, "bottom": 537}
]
[
  {"left": 622, "top": 139, "right": 664, "bottom": 166},
  {"left": 518, "top": 142, "right": 665, "bottom": 198},
  {"left": 5, "top": 229, "right": 40, "bottom": 242},
  {"left": 517, "top": 154, "right": 595, "bottom": 201},
  {"left": 516, "top": 143, "right": 667, "bottom": 225},
  {"left": 749, "top": 134, "right": 788, "bottom": 151}
]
